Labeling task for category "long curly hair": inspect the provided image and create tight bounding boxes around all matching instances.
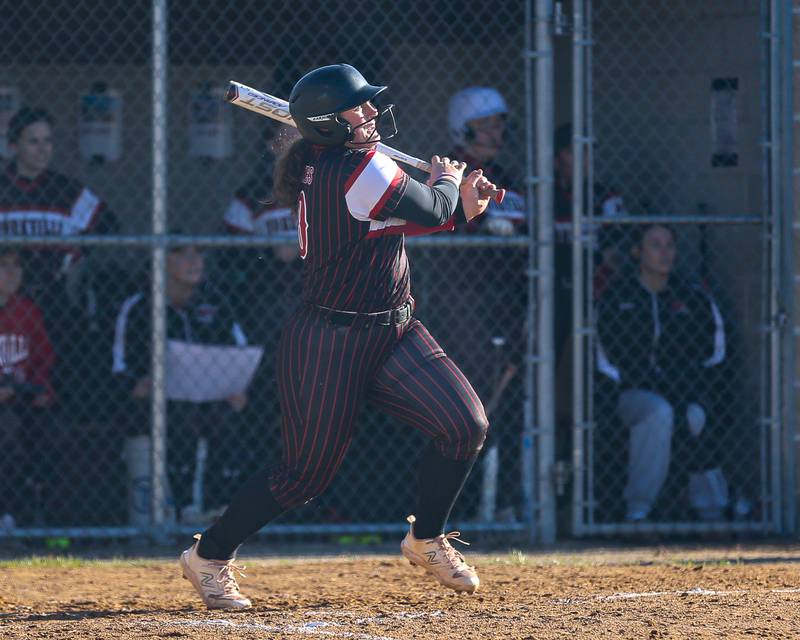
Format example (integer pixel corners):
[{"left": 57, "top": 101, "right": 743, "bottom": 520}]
[{"left": 273, "top": 138, "right": 314, "bottom": 212}]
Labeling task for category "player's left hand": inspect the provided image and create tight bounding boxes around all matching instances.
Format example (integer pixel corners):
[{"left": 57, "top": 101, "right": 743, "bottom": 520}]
[{"left": 460, "top": 169, "right": 495, "bottom": 221}]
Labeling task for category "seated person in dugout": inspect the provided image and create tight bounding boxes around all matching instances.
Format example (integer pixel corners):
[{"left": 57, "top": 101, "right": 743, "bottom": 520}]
[
  {"left": 220, "top": 121, "right": 303, "bottom": 450},
  {"left": 595, "top": 223, "right": 729, "bottom": 523},
  {"left": 446, "top": 86, "right": 526, "bottom": 235},
  {"left": 0, "top": 106, "right": 120, "bottom": 420},
  {"left": 552, "top": 122, "right": 629, "bottom": 528},
  {"left": 111, "top": 243, "right": 252, "bottom": 522},
  {"left": 0, "top": 107, "right": 118, "bottom": 295},
  {"left": 220, "top": 121, "right": 303, "bottom": 346},
  {"left": 223, "top": 121, "right": 301, "bottom": 248},
  {"left": 0, "top": 247, "right": 57, "bottom": 528}
]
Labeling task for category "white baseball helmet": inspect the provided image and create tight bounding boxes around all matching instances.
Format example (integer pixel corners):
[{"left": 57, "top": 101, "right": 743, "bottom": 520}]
[{"left": 448, "top": 87, "right": 508, "bottom": 146}]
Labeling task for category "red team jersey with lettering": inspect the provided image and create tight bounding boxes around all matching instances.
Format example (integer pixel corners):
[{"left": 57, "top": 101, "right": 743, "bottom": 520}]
[
  {"left": 0, "top": 295, "right": 55, "bottom": 401},
  {"left": 298, "top": 146, "right": 454, "bottom": 312},
  {"left": 0, "top": 165, "right": 107, "bottom": 285},
  {"left": 223, "top": 175, "right": 296, "bottom": 238}
]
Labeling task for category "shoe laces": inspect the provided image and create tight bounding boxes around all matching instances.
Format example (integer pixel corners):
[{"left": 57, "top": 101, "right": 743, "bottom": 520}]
[
  {"left": 215, "top": 560, "right": 247, "bottom": 597},
  {"left": 434, "top": 531, "right": 472, "bottom": 570}
]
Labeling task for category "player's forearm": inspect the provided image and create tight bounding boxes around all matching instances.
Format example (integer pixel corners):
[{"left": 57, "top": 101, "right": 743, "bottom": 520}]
[{"left": 391, "top": 177, "right": 459, "bottom": 227}]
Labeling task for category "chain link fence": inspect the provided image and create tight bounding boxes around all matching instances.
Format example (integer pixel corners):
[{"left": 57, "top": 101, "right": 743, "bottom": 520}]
[
  {"left": 568, "top": 0, "right": 793, "bottom": 536},
  {"left": 0, "top": 0, "right": 533, "bottom": 542},
  {"left": 0, "top": 0, "right": 793, "bottom": 544}
]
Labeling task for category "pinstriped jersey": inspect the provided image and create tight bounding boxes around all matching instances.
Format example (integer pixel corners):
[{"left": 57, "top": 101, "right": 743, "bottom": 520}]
[{"left": 299, "top": 146, "right": 444, "bottom": 313}]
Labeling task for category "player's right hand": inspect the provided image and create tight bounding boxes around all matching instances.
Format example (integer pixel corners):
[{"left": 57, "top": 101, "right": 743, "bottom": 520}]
[
  {"left": 460, "top": 169, "right": 496, "bottom": 221},
  {"left": 428, "top": 155, "right": 466, "bottom": 187}
]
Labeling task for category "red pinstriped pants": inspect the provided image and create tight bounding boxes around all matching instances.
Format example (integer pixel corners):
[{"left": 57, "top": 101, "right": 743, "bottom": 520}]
[{"left": 269, "top": 304, "right": 488, "bottom": 510}]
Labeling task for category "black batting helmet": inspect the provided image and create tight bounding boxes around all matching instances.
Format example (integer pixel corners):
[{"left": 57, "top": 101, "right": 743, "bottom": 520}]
[{"left": 289, "top": 64, "right": 388, "bottom": 146}]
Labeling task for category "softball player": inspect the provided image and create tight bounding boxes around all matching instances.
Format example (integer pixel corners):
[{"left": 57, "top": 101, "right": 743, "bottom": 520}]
[{"left": 181, "top": 64, "right": 496, "bottom": 608}]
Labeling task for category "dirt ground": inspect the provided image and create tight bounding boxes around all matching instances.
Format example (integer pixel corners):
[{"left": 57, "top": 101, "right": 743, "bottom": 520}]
[{"left": 1, "top": 542, "right": 800, "bottom": 639}]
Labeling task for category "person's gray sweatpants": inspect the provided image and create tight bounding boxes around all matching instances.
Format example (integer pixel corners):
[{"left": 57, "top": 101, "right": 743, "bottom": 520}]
[{"left": 617, "top": 388, "right": 729, "bottom": 521}]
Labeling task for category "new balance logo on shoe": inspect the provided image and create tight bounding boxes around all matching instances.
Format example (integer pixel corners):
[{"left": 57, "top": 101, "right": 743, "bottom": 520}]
[
  {"left": 425, "top": 551, "right": 440, "bottom": 565},
  {"left": 179, "top": 534, "right": 252, "bottom": 610},
  {"left": 200, "top": 572, "right": 215, "bottom": 588}
]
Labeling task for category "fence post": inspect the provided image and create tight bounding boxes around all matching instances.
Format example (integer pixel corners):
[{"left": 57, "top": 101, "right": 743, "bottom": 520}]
[
  {"left": 570, "top": 0, "right": 588, "bottom": 538},
  {"left": 150, "top": 0, "right": 169, "bottom": 542},
  {"left": 779, "top": 0, "right": 797, "bottom": 535},
  {"left": 535, "top": 0, "right": 557, "bottom": 544}
]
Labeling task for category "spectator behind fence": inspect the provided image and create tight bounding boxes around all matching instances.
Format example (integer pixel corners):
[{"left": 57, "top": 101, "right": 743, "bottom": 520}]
[
  {"left": 222, "top": 122, "right": 301, "bottom": 259},
  {"left": 0, "top": 247, "right": 57, "bottom": 529},
  {"left": 552, "top": 122, "right": 629, "bottom": 532},
  {"left": 596, "top": 223, "right": 729, "bottom": 522},
  {"left": 553, "top": 122, "right": 628, "bottom": 352},
  {"left": 447, "top": 87, "right": 526, "bottom": 235},
  {"left": 219, "top": 122, "right": 303, "bottom": 466},
  {"left": 443, "top": 87, "right": 527, "bottom": 523},
  {"left": 221, "top": 121, "right": 303, "bottom": 343},
  {"left": 0, "top": 106, "right": 121, "bottom": 419},
  {"left": 111, "top": 243, "right": 252, "bottom": 522}
]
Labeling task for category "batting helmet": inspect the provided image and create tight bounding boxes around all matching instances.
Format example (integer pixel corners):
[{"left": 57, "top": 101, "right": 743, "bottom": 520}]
[
  {"left": 448, "top": 87, "right": 508, "bottom": 146},
  {"left": 289, "top": 64, "right": 389, "bottom": 146}
]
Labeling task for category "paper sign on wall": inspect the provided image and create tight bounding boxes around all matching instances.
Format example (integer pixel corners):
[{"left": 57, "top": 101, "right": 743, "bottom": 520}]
[
  {"left": 188, "top": 84, "right": 232, "bottom": 159},
  {"left": 79, "top": 83, "right": 122, "bottom": 162},
  {"left": 711, "top": 77, "right": 738, "bottom": 168}
]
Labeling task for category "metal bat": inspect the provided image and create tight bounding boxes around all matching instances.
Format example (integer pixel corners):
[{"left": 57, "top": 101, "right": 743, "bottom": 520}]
[
  {"left": 484, "top": 363, "right": 518, "bottom": 419},
  {"left": 225, "top": 81, "right": 506, "bottom": 204},
  {"left": 478, "top": 361, "right": 518, "bottom": 522}
]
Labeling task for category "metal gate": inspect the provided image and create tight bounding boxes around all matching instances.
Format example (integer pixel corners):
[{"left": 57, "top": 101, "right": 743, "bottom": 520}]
[{"left": 568, "top": 0, "right": 796, "bottom": 536}]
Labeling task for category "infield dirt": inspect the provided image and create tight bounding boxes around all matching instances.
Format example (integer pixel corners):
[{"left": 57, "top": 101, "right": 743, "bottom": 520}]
[{"left": 1, "top": 543, "right": 799, "bottom": 639}]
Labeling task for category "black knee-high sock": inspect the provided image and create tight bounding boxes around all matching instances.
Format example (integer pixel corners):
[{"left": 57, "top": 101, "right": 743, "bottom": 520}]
[
  {"left": 412, "top": 442, "right": 479, "bottom": 539},
  {"left": 196, "top": 470, "right": 284, "bottom": 560}
]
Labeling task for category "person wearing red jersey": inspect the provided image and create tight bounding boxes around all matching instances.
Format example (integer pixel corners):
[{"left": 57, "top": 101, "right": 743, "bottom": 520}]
[
  {"left": 1, "top": 107, "right": 118, "bottom": 299},
  {"left": 180, "top": 64, "right": 496, "bottom": 609},
  {"left": 0, "top": 248, "right": 54, "bottom": 407},
  {"left": 222, "top": 122, "right": 301, "bottom": 253},
  {"left": 0, "top": 247, "right": 56, "bottom": 528},
  {"left": 1, "top": 107, "right": 120, "bottom": 418}
]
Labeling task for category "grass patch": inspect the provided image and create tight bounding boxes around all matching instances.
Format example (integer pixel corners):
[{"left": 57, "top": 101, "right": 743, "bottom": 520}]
[
  {"left": 0, "top": 555, "right": 90, "bottom": 569},
  {"left": 486, "top": 549, "right": 529, "bottom": 565},
  {"left": 665, "top": 557, "right": 742, "bottom": 569},
  {"left": 0, "top": 555, "right": 160, "bottom": 569}
]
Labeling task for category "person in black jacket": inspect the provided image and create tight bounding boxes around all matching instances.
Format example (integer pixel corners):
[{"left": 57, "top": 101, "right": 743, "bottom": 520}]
[
  {"left": 596, "top": 223, "right": 728, "bottom": 522},
  {"left": 111, "top": 244, "right": 250, "bottom": 520}
]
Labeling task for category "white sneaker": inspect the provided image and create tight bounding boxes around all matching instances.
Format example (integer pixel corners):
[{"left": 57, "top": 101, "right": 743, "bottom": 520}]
[
  {"left": 179, "top": 534, "right": 252, "bottom": 609},
  {"left": 400, "top": 515, "right": 480, "bottom": 593}
]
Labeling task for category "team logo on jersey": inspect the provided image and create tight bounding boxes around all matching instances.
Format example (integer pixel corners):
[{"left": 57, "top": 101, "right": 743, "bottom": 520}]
[{"left": 302, "top": 165, "right": 314, "bottom": 185}]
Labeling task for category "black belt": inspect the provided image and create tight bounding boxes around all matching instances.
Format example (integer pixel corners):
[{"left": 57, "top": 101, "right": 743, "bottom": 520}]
[{"left": 316, "top": 299, "right": 414, "bottom": 327}]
